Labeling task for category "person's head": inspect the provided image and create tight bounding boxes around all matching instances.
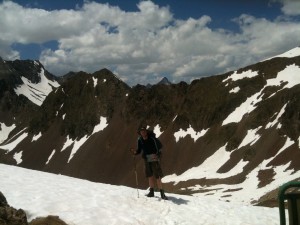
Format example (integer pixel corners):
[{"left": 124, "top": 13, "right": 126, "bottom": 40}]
[{"left": 138, "top": 126, "right": 148, "bottom": 139}]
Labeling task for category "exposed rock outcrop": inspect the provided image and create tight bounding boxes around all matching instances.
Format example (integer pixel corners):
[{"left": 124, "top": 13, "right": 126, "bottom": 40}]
[
  {"left": 29, "top": 216, "right": 68, "bottom": 225},
  {"left": 0, "top": 191, "right": 28, "bottom": 225}
]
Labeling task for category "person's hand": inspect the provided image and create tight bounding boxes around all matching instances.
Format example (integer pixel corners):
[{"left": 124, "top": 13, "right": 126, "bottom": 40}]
[{"left": 130, "top": 148, "right": 136, "bottom": 155}]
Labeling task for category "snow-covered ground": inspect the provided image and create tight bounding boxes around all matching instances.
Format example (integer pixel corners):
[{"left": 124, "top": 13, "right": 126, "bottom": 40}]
[
  {"left": 0, "top": 164, "right": 284, "bottom": 225},
  {"left": 265, "top": 47, "right": 300, "bottom": 60}
]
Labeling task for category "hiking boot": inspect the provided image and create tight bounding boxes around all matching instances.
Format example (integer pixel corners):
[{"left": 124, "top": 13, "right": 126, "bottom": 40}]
[
  {"left": 146, "top": 188, "right": 154, "bottom": 197},
  {"left": 160, "top": 189, "right": 168, "bottom": 200}
]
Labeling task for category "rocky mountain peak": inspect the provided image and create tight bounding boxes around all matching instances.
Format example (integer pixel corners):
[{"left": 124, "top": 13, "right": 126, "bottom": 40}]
[
  {"left": 1, "top": 47, "right": 300, "bottom": 207},
  {"left": 157, "top": 77, "right": 172, "bottom": 85}
]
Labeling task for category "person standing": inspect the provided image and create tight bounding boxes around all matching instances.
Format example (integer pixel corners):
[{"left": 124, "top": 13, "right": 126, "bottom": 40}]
[{"left": 131, "top": 126, "right": 168, "bottom": 200}]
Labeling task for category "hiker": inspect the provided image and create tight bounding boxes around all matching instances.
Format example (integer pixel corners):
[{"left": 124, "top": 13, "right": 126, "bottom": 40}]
[{"left": 131, "top": 126, "right": 168, "bottom": 200}]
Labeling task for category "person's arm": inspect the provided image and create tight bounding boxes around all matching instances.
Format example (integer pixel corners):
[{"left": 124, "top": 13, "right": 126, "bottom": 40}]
[
  {"left": 131, "top": 138, "right": 142, "bottom": 155},
  {"left": 152, "top": 137, "right": 162, "bottom": 156}
]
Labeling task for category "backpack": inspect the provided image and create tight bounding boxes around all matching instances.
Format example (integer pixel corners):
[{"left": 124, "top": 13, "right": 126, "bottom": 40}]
[
  {"left": 147, "top": 130, "right": 162, "bottom": 151},
  {"left": 138, "top": 130, "right": 163, "bottom": 154}
]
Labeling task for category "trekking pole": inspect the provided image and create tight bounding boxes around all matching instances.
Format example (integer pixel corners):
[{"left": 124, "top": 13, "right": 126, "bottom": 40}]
[{"left": 133, "top": 155, "right": 139, "bottom": 198}]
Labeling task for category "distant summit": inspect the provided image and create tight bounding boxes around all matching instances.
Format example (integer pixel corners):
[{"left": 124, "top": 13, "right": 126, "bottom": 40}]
[
  {"left": 145, "top": 77, "right": 172, "bottom": 88},
  {"left": 157, "top": 77, "right": 172, "bottom": 85}
]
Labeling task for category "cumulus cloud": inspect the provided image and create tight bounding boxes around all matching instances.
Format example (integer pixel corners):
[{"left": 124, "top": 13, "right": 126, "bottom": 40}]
[
  {"left": 0, "top": 1, "right": 300, "bottom": 85},
  {"left": 274, "top": 0, "right": 300, "bottom": 16},
  {"left": 0, "top": 41, "right": 19, "bottom": 60}
]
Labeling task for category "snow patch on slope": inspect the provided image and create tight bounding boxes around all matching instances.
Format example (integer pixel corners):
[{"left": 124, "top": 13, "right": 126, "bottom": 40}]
[
  {"left": 222, "top": 92, "right": 262, "bottom": 125},
  {"left": 61, "top": 136, "right": 73, "bottom": 151},
  {"left": 60, "top": 117, "right": 109, "bottom": 163},
  {"left": 266, "top": 64, "right": 300, "bottom": 89},
  {"left": 153, "top": 124, "right": 163, "bottom": 137},
  {"left": 92, "top": 77, "right": 98, "bottom": 87},
  {"left": 163, "top": 144, "right": 248, "bottom": 184},
  {"left": 13, "top": 151, "right": 23, "bottom": 164},
  {"left": 222, "top": 64, "right": 300, "bottom": 125},
  {"left": 223, "top": 70, "right": 259, "bottom": 82},
  {"left": 198, "top": 153, "right": 298, "bottom": 204},
  {"left": 0, "top": 131, "right": 28, "bottom": 152},
  {"left": 93, "top": 116, "right": 108, "bottom": 133},
  {"left": 67, "top": 135, "right": 89, "bottom": 163},
  {"left": 174, "top": 125, "right": 208, "bottom": 142},
  {"left": 266, "top": 46, "right": 300, "bottom": 60},
  {"left": 46, "top": 150, "right": 56, "bottom": 165},
  {"left": 266, "top": 103, "right": 287, "bottom": 129},
  {"left": 238, "top": 127, "right": 261, "bottom": 148},
  {"left": 166, "top": 136, "right": 298, "bottom": 204},
  {"left": 230, "top": 86, "right": 240, "bottom": 93},
  {"left": 14, "top": 68, "right": 60, "bottom": 106},
  {"left": 32, "top": 132, "right": 42, "bottom": 142},
  {"left": 0, "top": 123, "right": 16, "bottom": 144}
]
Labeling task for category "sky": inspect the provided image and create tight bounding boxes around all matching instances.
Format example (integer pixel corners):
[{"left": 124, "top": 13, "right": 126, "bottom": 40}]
[
  {"left": 0, "top": 163, "right": 283, "bottom": 225},
  {"left": 1, "top": 0, "right": 300, "bottom": 85}
]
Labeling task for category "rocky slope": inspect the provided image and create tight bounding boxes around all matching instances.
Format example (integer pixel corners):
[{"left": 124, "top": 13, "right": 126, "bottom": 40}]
[{"left": 1, "top": 47, "right": 300, "bottom": 206}]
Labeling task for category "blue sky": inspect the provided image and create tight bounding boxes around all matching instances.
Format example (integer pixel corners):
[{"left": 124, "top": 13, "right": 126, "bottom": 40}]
[
  {"left": 10, "top": 0, "right": 283, "bottom": 21},
  {"left": 1, "top": 0, "right": 300, "bottom": 85}
]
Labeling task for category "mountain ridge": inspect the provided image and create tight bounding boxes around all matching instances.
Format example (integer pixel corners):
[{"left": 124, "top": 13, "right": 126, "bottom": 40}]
[{"left": 1, "top": 47, "right": 300, "bottom": 206}]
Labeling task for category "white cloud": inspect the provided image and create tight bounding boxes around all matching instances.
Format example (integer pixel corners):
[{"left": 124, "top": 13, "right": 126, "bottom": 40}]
[
  {"left": 231, "top": 14, "right": 300, "bottom": 63},
  {"left": 278, "top": 0, "right": 300, "bottom": 16},
  {"left": 0, "top": 41, "right": 19, "bottom": 60},
  {"left": 0, "top": 1, "right": 300, "bottom": 85}
]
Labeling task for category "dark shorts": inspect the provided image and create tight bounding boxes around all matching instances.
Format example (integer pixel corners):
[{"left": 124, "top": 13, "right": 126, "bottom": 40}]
[{"left": 144, "top": 161, "right": 163, "bottom": 179}]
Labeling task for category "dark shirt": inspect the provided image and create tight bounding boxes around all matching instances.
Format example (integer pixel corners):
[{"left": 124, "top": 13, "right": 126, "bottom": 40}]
[{"left": 136, "top": 136, "right": 162, "bottom": 158}]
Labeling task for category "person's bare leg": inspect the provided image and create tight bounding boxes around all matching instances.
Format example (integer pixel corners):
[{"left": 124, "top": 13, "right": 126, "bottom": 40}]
[
  {"left": 148, "top": 176, "right": 155, "bottom": 188},
  {"left": 156, "top": 177, "right": 163, "bottom": 189},
  {"left": 146, "top": 176, "right": 155, "bottom": 197}
]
